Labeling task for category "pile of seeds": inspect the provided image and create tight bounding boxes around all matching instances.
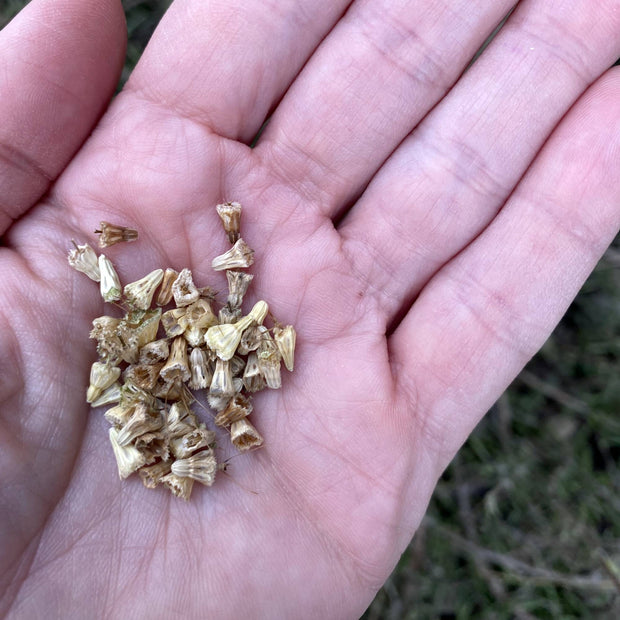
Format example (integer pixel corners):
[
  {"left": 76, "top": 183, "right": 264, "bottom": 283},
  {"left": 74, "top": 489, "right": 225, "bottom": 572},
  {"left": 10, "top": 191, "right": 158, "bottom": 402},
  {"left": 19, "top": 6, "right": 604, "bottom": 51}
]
[{"left": 68, "top": 203, "right": 296, "bottom": 500}]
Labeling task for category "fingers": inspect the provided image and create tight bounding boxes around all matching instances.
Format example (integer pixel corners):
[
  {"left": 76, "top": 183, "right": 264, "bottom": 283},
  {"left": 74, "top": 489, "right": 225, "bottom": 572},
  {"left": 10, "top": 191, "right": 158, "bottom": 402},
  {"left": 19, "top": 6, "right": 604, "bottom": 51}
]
[
  {"left": 391, "top": 67, "right": 620, "bottom": 478},
  {"left": 123, "top": 0, "right": 351, "bottom": 142},
  {"left": 256, "top": 0, "right": 514, "bottom": 214},
  {"left": 0, "top": 0, "right": 126, "bottom": 236},
  {"left": 338, "top": 0, "right": 620, "bottom": 322}
]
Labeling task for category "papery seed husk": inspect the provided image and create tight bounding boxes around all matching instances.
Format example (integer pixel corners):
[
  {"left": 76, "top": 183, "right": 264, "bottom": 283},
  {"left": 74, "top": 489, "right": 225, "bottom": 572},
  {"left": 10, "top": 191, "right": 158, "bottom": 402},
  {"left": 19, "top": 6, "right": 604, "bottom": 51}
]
[
  {"left": 118, "top": 310, "right": 165, "bottom": 364},
  {"left": 170, "top": 427, "right": 216, "bottom": 459},
  {"left": 237, "top": 324, "right": 262, "bottom": 355},
  {"left": 104, "top": 403, "right": 135, "bottom": 427},
  {"left": 171, "top": 449, "right": 218, "bottom": 486},
  {"left": 166, "top": 401, "right": 198, "bottom": 438},
  {"left": 90, "top": 382, "right": 122, "bottom": 408},
  {"left": 206, "top": 301, "right": 268, "bottom": 361},
  {"left": 139, "top": 460, "right": 172, "bottom": 489},
  {"left": 120, "top": 381, "right": 162, "bottom": 411},
  {"left": 152, "top": 377, "right": 186, "bottom": 401},
  {"left": 207, "top": 392, "right": 231, "bottom": 412},
  {"left": 109, "top": 427, "right": 147, "bottom": 478},
  {"left": 257, "top": 330, "right": 282, "bottom": 389},
  {"left": 184, "top": 326, "right": 206, "bottom": 348},
  {"left": 242, "top": 351, "right": 266, "bottom": 393},
  {"left": 68, "top": 242, "right": 101, "bottom": 281},
  {"left": 135, "top": 431, "right": 170, "bottom": 462},
  {"left": 123, "top": 362, "right": 163, "bottom": 391},
  {"left": 96, "top": 221, "right": 138, "bottom": 248},
  {"left": 230, "top": 418, "right": 264, "bottom": 452},
  {"left": 273, "top": 325, "right": 296, "bottom": 372},
  {"left": 124, "top": 268, "right": 164, "bottom": 310},
  {"left": 87, "top": 362, "right": 121, "bottom": 403},
  {"left": 156, "top": 268, "right": 179, "bottom": 306},
  {"left": 118, "top": 308, "right": 162, "bottom": 362},
  {"left": 161, "top": 308, "right": 187, "bottom": 338},
  {"left": 160, "top": 336, "right": 191, "bottom": 383},
  {"left": 218, "top": 305, "right": 241, "bottom": 325},
  {"left": 116, "top": 403, "right": 164, "bottom": 446},
  {"left": 162, "top": 472, "right": 194, "bottom": 500},
  {"left": 214, "top": 393, "right": 252, "bottom": 427},
  {"left": 185, "top": 299, "right": 218, "bottom": 329},
  {"left": 226, "top": 270, "right": 253, "bottom": 309},
  {"left": 188, "top": 347, "right": 212, "bottom": 390},
  {"left": 172, "top": 268, "right": 200, "bottom": 307},
  {"left": 211, "top": 238, "right": 254, "bottom": 271},
  {"left": 139, "top": 338, "right": 170, "bottom": 364},
  {"left": 215, "top": 201, "right": 242, "bottom": 244},
  {"left": 209, "top": 359, "right": 234, "bottom": 398},
  {"left": 98, "top": 254, "right": 122, "bottom": 302},
  {"left": 229, "top": 355, "right": 246, "bottom": 377}
]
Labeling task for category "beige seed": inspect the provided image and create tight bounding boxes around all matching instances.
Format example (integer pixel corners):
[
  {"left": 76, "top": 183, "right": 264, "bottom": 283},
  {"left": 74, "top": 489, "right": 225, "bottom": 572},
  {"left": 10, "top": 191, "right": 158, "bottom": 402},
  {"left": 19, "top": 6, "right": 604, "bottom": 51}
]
[
  {"left": 68, "top": 241, "right": 101, "bottom": 282},
  {"left": 230, "top": 418, "right": 264, "bottom": 452},
  {"left": 211, "top": 238, "right": 254, "bottom": 271},
  {"left": 95, "top": 221, "right": 138, "bottom": 248}
]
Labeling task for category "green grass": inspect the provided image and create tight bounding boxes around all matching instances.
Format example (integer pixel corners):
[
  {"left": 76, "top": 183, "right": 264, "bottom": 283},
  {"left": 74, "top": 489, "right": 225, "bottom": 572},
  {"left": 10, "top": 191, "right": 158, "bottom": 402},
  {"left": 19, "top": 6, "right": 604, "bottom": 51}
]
[{"left": 3, "top": 2, "right": 620, "bottom": 617}]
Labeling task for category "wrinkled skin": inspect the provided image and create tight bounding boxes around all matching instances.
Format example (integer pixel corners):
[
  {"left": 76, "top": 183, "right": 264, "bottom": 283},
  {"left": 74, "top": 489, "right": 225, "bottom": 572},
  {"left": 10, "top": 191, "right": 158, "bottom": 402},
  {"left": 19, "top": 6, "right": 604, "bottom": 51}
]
[{"left": 1, "top": 0, "right": 619, "bottom": 617}]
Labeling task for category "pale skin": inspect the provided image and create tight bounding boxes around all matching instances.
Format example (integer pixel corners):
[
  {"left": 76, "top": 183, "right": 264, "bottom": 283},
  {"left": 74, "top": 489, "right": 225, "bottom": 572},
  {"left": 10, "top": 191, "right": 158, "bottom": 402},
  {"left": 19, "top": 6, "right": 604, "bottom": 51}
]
[{"left": 0, "top": 0, "right": 619, "bottom": 616}]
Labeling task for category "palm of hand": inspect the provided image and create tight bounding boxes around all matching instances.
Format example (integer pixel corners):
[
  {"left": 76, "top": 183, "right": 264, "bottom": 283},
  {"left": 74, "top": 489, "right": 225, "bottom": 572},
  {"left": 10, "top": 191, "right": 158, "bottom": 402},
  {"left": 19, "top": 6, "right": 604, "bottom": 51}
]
[{"left": 1, "top": 0, "right": 619, "bottom": 617}]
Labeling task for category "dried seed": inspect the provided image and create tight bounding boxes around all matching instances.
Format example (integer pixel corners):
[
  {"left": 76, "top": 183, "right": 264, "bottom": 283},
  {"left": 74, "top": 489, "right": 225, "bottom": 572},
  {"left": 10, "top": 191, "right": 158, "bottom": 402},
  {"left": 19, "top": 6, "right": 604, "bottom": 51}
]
[
  {"left": 123, "top": 362, "right": 163, "bottom": 391},
  {"left": 68, "top": 241, "right": 101, "bottom": 281},
  {"left": 160, "top": 336, "right": 191, "bottom": 383},
  {"left": 229, "top": 355, "right": 246, "bottom": 377},
  {"left": 135, "top": 431, "right": 169, "bottom": 462},
  {"left": 209, "top": 359, "right": 234, "bottom": 398},
  {"left": 172, "top": 268, "right": 200, "bottom": 307},
  {"left": 156, "top": 268, "right": 179, "bottom": 306},
  {"left": 95, "top": 221, "right": 138, "bottom": 248},
  {"left": 230, "top": 418, "right": 264, "bottom": 452},
  {"left": 273, "top": 325, "right": 296, "bottom": 372},
  {"left": 237, "top": 324, "right": 262, "bottom": 355},
  {"left": 216, "top": 201, "right": 242, "bottom": 244},
  {"left": 166, "top": 401, "right": 198, "bottom": 438},
  {"left": 211, "top": 238, "right": 254, "bottom": 271},
  {"left": 184, "top": 299, "right": 219, "bottom": 330},
  {"left": 120, "top": 381, "right": 161, "bottom": 411},
  {"left": 205, "top": 300, "right": 268, "bottom": 361},
  {"left": 116, "top": 403, "right": 164, "bottom": 446},
  {"left": 161, "top": 472, "right": 194, "bottom": 500},
  {"left": 218, "top": 305, "right": 242, "bottom": 324},
  {"left": 98, "top": 254, "right": 122, "bottom": 302},
  {"left": 214, "top": 393, "right": 252, "bottom": 427},
  {"left": 188, "top": 347, "right": 212, "bottom": 390},
  {"left": 226, "top": 270, "right": 253, "bottom": 309},
  {"left": 109, "top": 427, "right": 147, "bottom": 478},
  {"left": 207, "top": 393, "right": 232, "bottom": 412},
  {"left": 113, "top": 309, "right": 161, "bottom": 365},
  {"left": 86, "top": 361, "right": 121, "bottom": 403},
  {"left": 170, "top": 427, "right": 216, "bottom": 460},
  {"left": 139, "top": 338, "right": 170, "bottom": 364},
  {"left": 161, "top": 307, "right": 187, "bottom": 338},
  {"left": 242, "top": 351, "right": 266, "bottom": 393},
  {"left": 90, "top": 382, "right": 122, "bottom": 408},
  {"left": 139, "top": 460, "right": 172, "bottom": 489},
  {"left": 104, "top": 403, "right": 135, "bottom": 427},
  {"left": 257, "top": 330, "right": 282, "bottom": 389},
  {"left": 124, "top": 269, "right": 164, "bottom": 310},
  {"left": 171, "top": 449, "right": 218, "bottom": 486}
]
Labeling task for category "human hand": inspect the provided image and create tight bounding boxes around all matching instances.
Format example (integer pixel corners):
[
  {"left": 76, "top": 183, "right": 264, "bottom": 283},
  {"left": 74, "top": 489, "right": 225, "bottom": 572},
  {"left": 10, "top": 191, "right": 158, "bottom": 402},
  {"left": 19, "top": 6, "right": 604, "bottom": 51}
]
[{"left": 1, "top": 0, "right": 619, "bottom": 616}]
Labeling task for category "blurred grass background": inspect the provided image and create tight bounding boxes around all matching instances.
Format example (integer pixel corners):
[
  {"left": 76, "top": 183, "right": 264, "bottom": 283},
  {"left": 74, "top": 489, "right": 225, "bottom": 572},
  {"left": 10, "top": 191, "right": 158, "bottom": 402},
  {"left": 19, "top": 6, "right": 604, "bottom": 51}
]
[{"left": 2, "top": 2, "right": 619, "bottom": 618}]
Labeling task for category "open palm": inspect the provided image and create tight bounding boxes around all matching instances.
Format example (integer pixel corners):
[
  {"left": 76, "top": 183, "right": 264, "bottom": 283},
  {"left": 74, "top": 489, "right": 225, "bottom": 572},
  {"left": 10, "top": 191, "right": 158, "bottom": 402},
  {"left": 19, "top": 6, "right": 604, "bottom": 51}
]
[{"left": 1, "top": 0, "right": 619, "bottom": 617}]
